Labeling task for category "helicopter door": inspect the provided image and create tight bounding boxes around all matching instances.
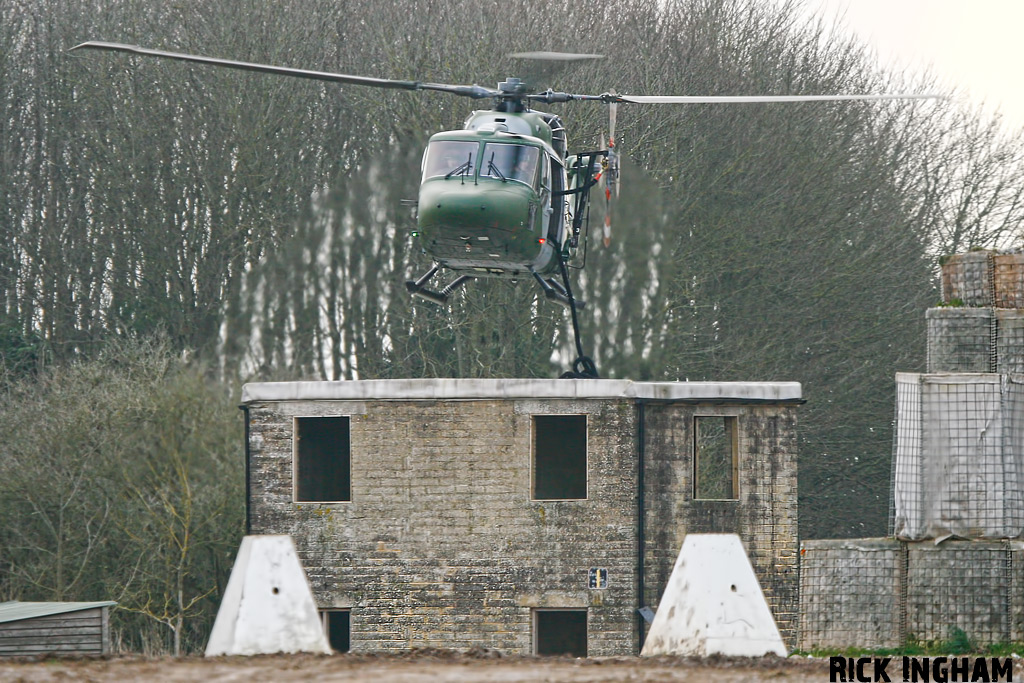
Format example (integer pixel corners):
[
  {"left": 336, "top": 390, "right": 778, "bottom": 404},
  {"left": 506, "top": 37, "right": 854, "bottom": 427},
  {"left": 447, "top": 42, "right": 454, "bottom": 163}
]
[
  {"left": 548, "top": 157, "right": 566, "bottom": 245},
  {"left": 538, "top": 155, "right": 552, "bottom": 234}
]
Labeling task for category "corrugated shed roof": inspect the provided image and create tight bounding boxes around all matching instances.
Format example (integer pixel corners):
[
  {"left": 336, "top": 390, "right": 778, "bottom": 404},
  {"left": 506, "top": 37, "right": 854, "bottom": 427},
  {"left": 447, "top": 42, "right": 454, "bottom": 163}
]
[{"left": 0, "top": 601, "right": 117, "bottom": 624}]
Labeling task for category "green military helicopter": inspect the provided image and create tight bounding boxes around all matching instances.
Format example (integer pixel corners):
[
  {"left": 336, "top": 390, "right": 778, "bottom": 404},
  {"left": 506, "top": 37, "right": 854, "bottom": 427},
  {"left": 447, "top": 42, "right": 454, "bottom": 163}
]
[{"left": 70, "top": 42, "right": 937, "bottom": 311}]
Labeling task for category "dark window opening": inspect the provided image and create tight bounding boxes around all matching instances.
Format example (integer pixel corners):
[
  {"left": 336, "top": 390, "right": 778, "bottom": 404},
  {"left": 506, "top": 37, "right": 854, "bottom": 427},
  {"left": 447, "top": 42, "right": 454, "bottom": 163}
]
[
  {"left": 295, "top": 416, "right": 351, "bottom": 502},
  {"left": 532, "top": 415, "right": 587, "bottom": 500},
  {"left": 535, "top": 609, "right": 587, "bottom": 657},
  {"left": 321, "top": 609, "right": 350, "bottom": 652},
  {"left": 693, "top": 416, "right": 738, "bottom": 500}
]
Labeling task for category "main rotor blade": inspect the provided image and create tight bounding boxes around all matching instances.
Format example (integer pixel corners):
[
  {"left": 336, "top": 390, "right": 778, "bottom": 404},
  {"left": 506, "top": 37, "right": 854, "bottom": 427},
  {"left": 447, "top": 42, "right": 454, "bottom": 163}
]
[
  {"left": 509, "top": 51, "right": 604, "bottom": 62},
  {"left": 69, "top": 42, "right": 499, "bottom": 98},
  {"left": 508, "top": 52, "right": 603, "bottom": 93},
  {"left": 611, "top": 93, "right": 942, "bottom": 104}
]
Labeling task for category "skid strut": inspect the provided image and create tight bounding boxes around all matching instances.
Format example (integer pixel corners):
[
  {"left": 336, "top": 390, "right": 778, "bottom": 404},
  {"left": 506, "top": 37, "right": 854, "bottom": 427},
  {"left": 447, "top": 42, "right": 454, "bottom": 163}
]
[
  {"left": 552, "top": 249, "right": 599, "bottom": 379},
  {"left": 531, "top": 269, "right": 586, "bottom": 310}
]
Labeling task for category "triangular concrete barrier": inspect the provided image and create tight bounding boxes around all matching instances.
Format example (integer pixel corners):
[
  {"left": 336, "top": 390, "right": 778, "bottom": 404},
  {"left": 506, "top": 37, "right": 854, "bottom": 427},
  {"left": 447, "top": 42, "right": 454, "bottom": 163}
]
[
  {"left": 205, "top": 535, "right": 331, "bottom": 656},
  {"left": 641, "top": 533, "right": 787, "bottom": 657}
]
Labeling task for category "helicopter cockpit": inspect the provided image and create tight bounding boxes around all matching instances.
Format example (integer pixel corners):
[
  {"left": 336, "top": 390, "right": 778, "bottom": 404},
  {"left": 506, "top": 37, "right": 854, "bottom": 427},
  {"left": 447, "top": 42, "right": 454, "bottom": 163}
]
[
  {"left": 421, "top": 140, "right": 477, "bottom": 181},
  {"left": 480, "top": 142, "right": 540, "bottom": 186},
  {"left": 421, "top": 139, "right": 544, "bottom": 191}
]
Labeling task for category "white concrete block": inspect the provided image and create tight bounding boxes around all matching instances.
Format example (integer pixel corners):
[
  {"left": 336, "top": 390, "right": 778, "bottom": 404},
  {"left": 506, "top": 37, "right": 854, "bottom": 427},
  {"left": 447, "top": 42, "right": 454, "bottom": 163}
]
[
  {"left": 205, "top": 535, "right": 331, "bottom": 656},
  {"left": 641, "top": 533, "right": 787, "bottom": 657}
]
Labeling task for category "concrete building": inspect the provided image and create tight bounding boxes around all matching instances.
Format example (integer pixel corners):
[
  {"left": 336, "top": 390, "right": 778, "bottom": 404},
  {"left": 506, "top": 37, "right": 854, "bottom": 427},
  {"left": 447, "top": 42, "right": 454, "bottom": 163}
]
[{"left": 241, "top": 378, "right": 801, "bottom": 655}]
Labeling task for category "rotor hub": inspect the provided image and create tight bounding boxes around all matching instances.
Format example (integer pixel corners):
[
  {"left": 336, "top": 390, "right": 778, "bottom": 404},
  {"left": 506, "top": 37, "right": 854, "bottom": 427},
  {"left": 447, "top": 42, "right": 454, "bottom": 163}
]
[{"left": 498, "top": 78, "right": 528, "bottom": 95}]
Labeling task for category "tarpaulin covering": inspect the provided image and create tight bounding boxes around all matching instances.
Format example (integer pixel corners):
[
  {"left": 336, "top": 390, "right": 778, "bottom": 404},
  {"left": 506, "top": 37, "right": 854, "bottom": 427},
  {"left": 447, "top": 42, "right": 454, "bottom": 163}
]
[{"left": 891, "top": 373, "right": 1024, "bottom": 540}]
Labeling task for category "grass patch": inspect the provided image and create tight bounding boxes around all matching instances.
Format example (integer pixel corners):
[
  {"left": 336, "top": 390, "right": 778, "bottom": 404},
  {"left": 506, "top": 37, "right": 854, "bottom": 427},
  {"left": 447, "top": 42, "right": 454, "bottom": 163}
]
[{"left": 796, "top": 627, "right": 1024, "bottom": 658}]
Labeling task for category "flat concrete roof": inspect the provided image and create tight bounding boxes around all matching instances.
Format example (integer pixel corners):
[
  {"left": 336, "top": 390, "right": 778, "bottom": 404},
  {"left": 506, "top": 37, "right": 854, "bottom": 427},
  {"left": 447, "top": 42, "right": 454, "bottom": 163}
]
[{"left": 241, "top": 379, "right": 802, "bottom": 404}]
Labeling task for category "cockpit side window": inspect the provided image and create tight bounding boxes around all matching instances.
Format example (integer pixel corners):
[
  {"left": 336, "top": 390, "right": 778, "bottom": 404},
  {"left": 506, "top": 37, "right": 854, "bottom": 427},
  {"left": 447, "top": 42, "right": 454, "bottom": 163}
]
[
  {"left": 422, "top": 140, "right": 478, "bottom": 181},
  {"left": 481, "top": 143, "right": 541, "bottom": 187}
]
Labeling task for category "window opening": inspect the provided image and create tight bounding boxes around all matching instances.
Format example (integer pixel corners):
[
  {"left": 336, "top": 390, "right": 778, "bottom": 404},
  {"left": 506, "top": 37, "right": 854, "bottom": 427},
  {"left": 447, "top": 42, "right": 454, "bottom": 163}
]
[
  {"left": 534, "top": 609, "right": 587, "bottom": 657},
  {"left": 321, "top": 609, "right": 350, "bottom": 653},
  {"left": 693, "top": 416, "right": 738, "bottom": 500},
  {"left": 294, "top": 416, "right": 351, "bottom": 502},
  {"left": 532, "top": 414, "right": 587, "bottom": 500}
]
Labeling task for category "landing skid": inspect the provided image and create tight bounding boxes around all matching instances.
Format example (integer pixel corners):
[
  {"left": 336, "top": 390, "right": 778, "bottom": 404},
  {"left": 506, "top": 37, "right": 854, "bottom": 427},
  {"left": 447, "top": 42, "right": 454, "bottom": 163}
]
[
  {"left": 405, "top": 261, "right": 598, "bottom": 379},
  {"left": 405, "top": 265, "right": 586, "bottom": 310},
  {"left": 405, "top": 265, "right": 473, "bottom": 304}
]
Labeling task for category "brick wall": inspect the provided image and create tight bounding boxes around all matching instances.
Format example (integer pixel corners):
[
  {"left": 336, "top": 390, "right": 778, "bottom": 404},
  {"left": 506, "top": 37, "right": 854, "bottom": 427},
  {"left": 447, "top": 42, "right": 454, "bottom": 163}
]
[
  {"left": 245, "top": 383, "right": 800, "bottom": 655},
  {"left": 642, "top": 403, "right": 799, "bottom": 647},
  {"left": 248, "top": 397, "right": 639, "bottom": 654}
]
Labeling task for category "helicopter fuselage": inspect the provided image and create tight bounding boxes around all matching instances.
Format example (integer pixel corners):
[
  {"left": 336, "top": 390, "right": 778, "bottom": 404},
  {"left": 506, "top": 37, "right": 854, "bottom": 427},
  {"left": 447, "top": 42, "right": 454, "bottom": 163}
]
[{"left": 415, "top": 109, "right": 573, "bottom": 279}]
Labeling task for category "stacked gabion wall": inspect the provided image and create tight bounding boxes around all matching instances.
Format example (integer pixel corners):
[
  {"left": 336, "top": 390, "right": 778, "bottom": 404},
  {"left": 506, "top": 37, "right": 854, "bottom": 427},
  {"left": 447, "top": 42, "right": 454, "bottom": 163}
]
[
  {"left": 932, "top": 251, "right": 1024, "bottom": 374},
  {"left": 896, "top": 251, "right": 1024, "bottom": 541},
  {"left": 800, "top": 539, "right": 1024, "bottom": 650},
  {"left": 941, "top": 250, "right": 1024, "bottom": 309},
  {"left": 927, "top": 307, "right": 1024, "bottom": 375},
  {"left": 801, "top": 251, "right": 1024, "bottom": 651}
]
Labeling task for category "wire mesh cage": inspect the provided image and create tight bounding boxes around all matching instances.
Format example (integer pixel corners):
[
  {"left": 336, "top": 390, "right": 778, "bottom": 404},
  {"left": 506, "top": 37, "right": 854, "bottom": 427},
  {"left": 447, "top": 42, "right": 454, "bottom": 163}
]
[
  {"left": 925, "top": 308, "right": 995, "bottom": 373},
  {"left": 996, "top": 309, "right": 1024, "bottom": 375},
  {"left": 799, "top": 539, "right": 902, "bottom": 650},
  {"left": 994, "top": 253, "right": 1024, "bottom": 309},
  {"left": 906, "top": 543, "right": 1012, "bottom": 644},
  {"left": 890, "top": 373, "right": 1024, "bottom": 541},
  {"left": 941, "top": 251, "right": 995, "bottom": 307}
]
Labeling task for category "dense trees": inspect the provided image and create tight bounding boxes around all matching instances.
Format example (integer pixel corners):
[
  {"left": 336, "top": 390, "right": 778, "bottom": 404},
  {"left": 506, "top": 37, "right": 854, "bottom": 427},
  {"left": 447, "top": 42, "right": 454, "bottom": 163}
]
[
  {"left": 0, "top": 340, "right": 241, "bottom": 653},
  {"left": 3, "top": 0, "right": 1024, "bottom": 651}
]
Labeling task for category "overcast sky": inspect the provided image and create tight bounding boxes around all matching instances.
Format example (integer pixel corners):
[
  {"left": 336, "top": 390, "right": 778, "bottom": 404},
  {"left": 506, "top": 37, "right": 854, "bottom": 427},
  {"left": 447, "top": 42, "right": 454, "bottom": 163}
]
[{"left": 803, "top": 0, "right": 1024, "bottom": 131}]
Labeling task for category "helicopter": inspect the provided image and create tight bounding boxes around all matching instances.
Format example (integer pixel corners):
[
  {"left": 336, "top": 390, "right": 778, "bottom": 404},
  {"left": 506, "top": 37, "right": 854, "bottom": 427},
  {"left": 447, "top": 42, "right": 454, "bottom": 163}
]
[
  {"left": 70, "top": 42, "right": 938, "bottom": 311},
  {"left": 70, "top": 43, "right": 939, "bottom": 378}
]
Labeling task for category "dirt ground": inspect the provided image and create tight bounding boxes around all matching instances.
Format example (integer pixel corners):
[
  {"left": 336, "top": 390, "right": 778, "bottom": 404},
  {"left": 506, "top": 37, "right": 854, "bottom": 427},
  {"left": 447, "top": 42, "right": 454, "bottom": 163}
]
[{"left": 0, "top": 651, "right": 837, "bottom": 683}]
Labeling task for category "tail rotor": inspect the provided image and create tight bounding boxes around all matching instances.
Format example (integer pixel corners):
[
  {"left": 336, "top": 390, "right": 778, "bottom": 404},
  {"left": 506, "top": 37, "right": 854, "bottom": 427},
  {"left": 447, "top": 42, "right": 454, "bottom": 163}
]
[{"left": 601, "top": 100, "right": 620, "bottom": 247}]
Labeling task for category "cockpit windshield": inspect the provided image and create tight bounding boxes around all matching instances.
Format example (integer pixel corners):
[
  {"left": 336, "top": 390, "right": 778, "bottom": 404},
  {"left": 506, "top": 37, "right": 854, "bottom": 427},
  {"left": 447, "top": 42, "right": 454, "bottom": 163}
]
[
  {"left": 481, "top": 143, "right": 540, "bottom": 187},
  {"left": 422, "top": 140, "right": 478, "bottom": 181}
]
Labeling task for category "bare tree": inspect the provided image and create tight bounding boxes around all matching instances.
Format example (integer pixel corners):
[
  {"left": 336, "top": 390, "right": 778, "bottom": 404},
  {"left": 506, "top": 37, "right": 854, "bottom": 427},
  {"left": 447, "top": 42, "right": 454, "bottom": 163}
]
[
  {"left": 0, "top": 339, "right": 242, "bottom": 652},
  {"left": 5, "top": 0, "right": 1024, "bottom": 552}
]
